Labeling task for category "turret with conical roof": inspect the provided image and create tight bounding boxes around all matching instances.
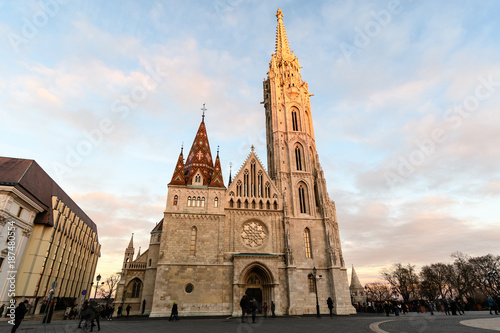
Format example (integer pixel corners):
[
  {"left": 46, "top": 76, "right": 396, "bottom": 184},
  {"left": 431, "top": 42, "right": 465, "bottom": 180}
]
[
  {"left": 350, "top": 265, "right": 366, "bottom": 305},
  {"left": 184, "top": 114, "right": 214, "bottom": 186},
  {"left": 169, "top": 147, "right": 186, "bottom": 185}
]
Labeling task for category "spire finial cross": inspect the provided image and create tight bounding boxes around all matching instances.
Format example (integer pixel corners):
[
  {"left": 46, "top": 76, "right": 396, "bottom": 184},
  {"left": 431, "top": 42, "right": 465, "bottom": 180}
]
[{"left": 201, "top": 103, "right": 207, "bottom": 119}]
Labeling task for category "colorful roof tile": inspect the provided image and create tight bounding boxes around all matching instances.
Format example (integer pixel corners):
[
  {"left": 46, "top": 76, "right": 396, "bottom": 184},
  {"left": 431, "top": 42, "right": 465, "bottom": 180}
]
[
  {"left": 184, "top": 117, "right": 214, "bottom": 186},
  {"left": 168, "top": 148, "right": 186, "bottom": 186},
  {"left": 209, "top": 148, "right": 225, "bottom": 188}
]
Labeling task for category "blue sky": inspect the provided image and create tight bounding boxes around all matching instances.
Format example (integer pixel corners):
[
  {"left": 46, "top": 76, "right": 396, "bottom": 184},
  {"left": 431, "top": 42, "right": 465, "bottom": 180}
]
[{"left": 1, "top": 0, "right": 500, "bottom": 284}]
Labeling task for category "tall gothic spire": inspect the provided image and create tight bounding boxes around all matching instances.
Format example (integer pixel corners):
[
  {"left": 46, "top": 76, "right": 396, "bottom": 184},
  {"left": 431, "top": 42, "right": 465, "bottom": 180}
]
[
  {"left": 275, "top": 8, "right": 292, "bottom": 61},
  {"left": 128, "top": 233, "right": 134, "bottom": 248}
]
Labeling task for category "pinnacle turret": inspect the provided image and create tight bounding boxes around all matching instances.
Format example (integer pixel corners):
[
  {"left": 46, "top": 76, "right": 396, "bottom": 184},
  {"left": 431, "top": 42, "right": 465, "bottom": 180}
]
[{"left": 275, "top": 8, "right": 293, "bottom": 62}]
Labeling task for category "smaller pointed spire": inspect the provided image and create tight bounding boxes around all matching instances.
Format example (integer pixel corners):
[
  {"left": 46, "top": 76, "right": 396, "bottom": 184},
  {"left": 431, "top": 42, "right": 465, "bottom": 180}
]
[
  {"left": 128, "top": 233, "right": 134, "bottom": 248},
  {"left": 350, "top": 265, "right": 364, "bottom": 289},
  {"left": 136, "top": 246, "right": 141, "bottom": 259},
  {"left": 169, "top": 147, "right": 187, "bottom": 185},
  {"left": 275, "top": 8, "right": 292, "bottom": 61},
  {"left": 228, "top": 162, "right": 233, "bottom": 186},
  {"left": 209, "top": 147, "right": 225, "bottom": 188}
]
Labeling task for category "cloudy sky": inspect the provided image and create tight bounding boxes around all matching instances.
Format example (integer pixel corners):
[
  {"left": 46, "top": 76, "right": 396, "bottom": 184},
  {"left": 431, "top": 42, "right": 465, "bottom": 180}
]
[{"left": 1, "top": 0, "right": 500, "bottom": 285}]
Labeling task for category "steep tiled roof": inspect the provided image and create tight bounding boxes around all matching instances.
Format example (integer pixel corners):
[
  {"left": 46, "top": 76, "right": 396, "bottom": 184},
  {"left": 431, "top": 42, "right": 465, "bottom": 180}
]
[
  {"left": 184, "top": 117, "right": 214, "bottom": 186},
  {"left": 209, "top": 150, "right": 225, "bottom": 188},
  {"left": 168, "top": 149, "right": 186, "bottom": 186}
]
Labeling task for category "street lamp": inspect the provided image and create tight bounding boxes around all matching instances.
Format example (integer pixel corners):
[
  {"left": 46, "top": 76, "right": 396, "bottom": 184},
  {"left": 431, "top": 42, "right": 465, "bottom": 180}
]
[
  {"left": 94, "top": 274, "right": 101, "bottom": 300},
  {"left": 313, "top": 267, "right": 320, "bottom": 318}
]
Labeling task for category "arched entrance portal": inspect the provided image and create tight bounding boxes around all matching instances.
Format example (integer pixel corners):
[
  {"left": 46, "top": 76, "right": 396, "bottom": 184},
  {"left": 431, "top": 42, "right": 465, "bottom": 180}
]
[{"left": 241, "top": 263, "right": 274, "bottom": 311}]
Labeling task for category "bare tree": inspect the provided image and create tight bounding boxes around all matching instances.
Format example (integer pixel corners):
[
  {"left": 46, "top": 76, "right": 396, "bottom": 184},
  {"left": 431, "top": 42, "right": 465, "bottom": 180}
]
[
  {"left": 381, "top": 263, "right": 419, "bottom": 302},
  {"left": 365, "top": 282, "right": 392, "bottom": 302},
  {"left": 97, "top": 274, "right": 120, "bottom": 305},
  {"left": 446, "top": 252, "right": 475, "bottom": 300},
  {"left": 469, "top": 254, "right": 500, "bottom": 301},
  {"left": 420, "top": 263, "right": 450, "bottom": 301}
]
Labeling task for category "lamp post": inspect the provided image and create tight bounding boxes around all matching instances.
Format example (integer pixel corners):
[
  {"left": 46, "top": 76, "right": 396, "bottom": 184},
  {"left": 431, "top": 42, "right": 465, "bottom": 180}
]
[
  {"left": 313, "top": 267, "right": 320, "bottom": 318},
  {"left": 94, "top": 274, "right": 101, "bottom": 301}
]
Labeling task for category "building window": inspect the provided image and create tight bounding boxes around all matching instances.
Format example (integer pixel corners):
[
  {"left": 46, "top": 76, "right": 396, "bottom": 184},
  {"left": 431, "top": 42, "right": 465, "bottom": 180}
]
[
  {"left": 17, "top": 207, "right": 23, "bottom": 218},
  {"left": 308, "top": 274, "right": 315, "bottom": 292},
  {"left": 237, "top": 181, "right": 242, "bottom": 197},
  {"left": 299, "top": 184, "right": 307, "bottom": 214},
  {"left": 265, "top": 182, "right": 270, "bottom": 198},
  {"left": 190, "top": 226, "right": 197, "bottom": 256},
  {"left": 273, "top": 201, "right": 278, "bottom": 210},
  {"left": 304, "top": 228, "right": 312, "bottom": 258},
  {"left": 201, "top": 197, "right": 205, "bottom": 207},
  {"left": 149, "top": 259, "right": 152, "bottom": 267},
  {"left": 197, "top": 197, "right": 201, "bottom": 206},
  {"left": 214, "top": 197, "right": 219, "bottom": 207},
  {"left": 295, "top": 146, "right": 302, "bottom": 171},
  {"left": 292, "top": 109, "right": 299, "bottom": 131},
  {"left": 185, "top": 283, "right": 194, "bottom": 294},
  {"left": 229, "top": 199, "right": 234, "bottom": 208},
  {"left": 187, "top": 196, "right": 191, "bottom": 206},
  {"left": 132, "top": 280, "right": 142, "bottom": 298},
  {"left": 173, "top": 195, "right": 178, "bottom": 206}
]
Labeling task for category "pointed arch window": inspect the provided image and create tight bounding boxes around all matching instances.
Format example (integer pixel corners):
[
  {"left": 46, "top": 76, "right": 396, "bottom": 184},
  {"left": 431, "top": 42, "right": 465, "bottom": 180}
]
[
  {"left": 190, "top": 226, "right": 197, "bottom": 256},
  {"left": 173, "top": 195, "right": 178, "bottom": 206},
  {"left": 265, "top": 182, "right": 271, "bottom": 198},
  {"left": 304, "top": 228, "right": 312, "bottom": 259},
  {"left": 132, "top": 280, "right": 142, "bottom": 298},
  {"left": 291, "top": 109, "right": 300, "bottom": 131},
  {"left": 214, "top": 197, "right": 219, "bottom": 207},
  {"left": 295, "top": 145, "right": 303, "bottom": 171},
  {"left": 298, "top": 183, "right": 308, "bottom": 214},
  {"left": 244, "top": 170, "right": 249, "bottom": 196},
  {"left": 308, "top": 274, "right": 315, "bottom": 292},
  {"left": 236, "top": 180, "right": 242, "bottom": 197},
  {"left": 229, "top": 199, "right": 234, "bottom": 208}
]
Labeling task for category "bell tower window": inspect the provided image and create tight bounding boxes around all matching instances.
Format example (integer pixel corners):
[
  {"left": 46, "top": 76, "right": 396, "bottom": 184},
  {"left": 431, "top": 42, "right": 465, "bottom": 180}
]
[{"left": 291, "top": 109, "right": 300, "bottom": 131}]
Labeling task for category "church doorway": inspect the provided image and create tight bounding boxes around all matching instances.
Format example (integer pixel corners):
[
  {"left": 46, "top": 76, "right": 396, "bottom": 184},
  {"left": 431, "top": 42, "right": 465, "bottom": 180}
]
[
  {"left": 245, "top": 288, "right": 262, "bottom": 309},
  {"left": 240, "top": 262, "right": 274, "bottom": 313}
]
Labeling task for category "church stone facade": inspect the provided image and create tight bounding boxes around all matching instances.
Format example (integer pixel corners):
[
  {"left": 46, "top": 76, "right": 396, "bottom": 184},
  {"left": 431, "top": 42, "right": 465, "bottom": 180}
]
[{"left": 114, "top": 9, "right": 355, "bottom": 317}]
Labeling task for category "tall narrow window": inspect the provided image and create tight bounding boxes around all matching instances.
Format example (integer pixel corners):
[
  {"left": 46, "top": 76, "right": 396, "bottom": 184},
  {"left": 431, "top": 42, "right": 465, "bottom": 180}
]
[
  {"left": 265, "top": 182, "right": 271, "bottom": 198},
  {"left": 304, "top": 228, "right": 312, "bottom": 258},
  {"left": 214, "top": 197, "right": 219, "bottom": 207},
  {"left": 299, "top": 185, "right": 307, "bottom": 214},
  {"left": 308, "top": 274, "right": 315, "bottom": 292},
  {"left": 244, "top": 170, "right": 249, "bottom": 196},
  {"left": 292, "top": 110, "right": 299, "bottom": 131},
  {"left": 201, "top": 197, "right": 205, "bottom": 207},
  {"left": 295, "top": 146, "right": 302, "bottom": 170},
  {"left": 187, "top": 196, "right": 191, "bottom": 206},
  {"left": 197, "top": 197, "right": 201, "bottom": 206},
  {"left": 173, "top": 195, "right": 178, "bottom": 206},
  {"left": 190, "top": 226, "right": 197, "bottom": 256},
  {"left": 237, "top": 181, "right": 242, "bottom": 197}
]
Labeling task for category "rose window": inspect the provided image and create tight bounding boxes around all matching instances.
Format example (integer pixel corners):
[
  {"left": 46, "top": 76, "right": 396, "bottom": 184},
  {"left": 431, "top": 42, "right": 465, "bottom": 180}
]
[{"left": 241, "top": 221, "right": 266, "bottom": 247}]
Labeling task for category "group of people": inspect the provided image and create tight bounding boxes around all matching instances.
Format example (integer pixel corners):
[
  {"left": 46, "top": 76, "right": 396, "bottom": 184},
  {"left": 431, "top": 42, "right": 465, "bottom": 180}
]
[{"left": 239, "top": 295, "right": 276, "bottom": 323}]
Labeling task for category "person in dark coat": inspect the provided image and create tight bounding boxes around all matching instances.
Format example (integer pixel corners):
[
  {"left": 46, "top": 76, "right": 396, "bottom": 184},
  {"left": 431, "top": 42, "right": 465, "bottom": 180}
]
[
  {"left": 271, "top": 301, "right": 276, "bottom": 318},
  {"left": 11, "top": 300, "right": 29, "bottom": 333},
  {"left": 327, "top": 297, "right": 334, "bottom": 318},
  {"left": 250, "top": 298, "right": 257, "bottom": 323},
  {"left": 169, "top": 302, "right": 179, "bottom": 321},
  {"left": 126, "top": 304, "right": 131, "bottom": 317},
  {"left": 117, "top": 305, "right": 122, "bottom": 318},
  {"left": 262, "top": 302, "right": 268, "bottom": 318},
  {"left": 240, "top": 295, "right": 248, "bottom": 323},
  {"left": 78, "top": 300, "right": 90, "bottom": 328}
]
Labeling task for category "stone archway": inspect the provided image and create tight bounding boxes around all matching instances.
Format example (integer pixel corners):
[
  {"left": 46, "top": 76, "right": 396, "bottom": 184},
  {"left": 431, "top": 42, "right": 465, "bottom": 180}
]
[{"left": 241, "top": 263, "right": 274, "bottom": 312}]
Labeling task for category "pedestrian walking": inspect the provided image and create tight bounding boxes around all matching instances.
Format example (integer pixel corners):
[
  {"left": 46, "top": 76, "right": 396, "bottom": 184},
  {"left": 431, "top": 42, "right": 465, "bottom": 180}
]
[
  {"left": 250, "top": 298, "right": 257, "bottom": 323},
  {"left": 169, "top": 302, "right": 180, "bottom": 321},
  {"left": 78, "top": 300, "right": 90, "bottom": 328},
  {"left": 240, "top": 295, "right": 248, "bottom": 323},
  {"left": 263, "top": 302, "right": 268, "bottom": 318},
  {"left": 126, "top": 304, "right": 131, "bottom": 317},
  {"left": 11, "top": 300, "right": 29, "bottom": 333},
  {"left": 117, "top": 305, "right": 122, "bottom": 318},
  {"left": 271, "top": 301, "right": 276, "bottom": 318},
  {"left": 327, "top": 297, "right": 334, "bottom": 318}
]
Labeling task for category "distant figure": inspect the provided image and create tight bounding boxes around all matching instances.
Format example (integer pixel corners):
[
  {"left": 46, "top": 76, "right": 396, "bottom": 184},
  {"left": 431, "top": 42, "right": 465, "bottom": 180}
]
[
  {"left": 250, "top": 298, "right": 257, "bottom": 323},
  {"left": 11, "top": 300, "right": 29, "bottom": 333},
  {"left": 117, "top": 305, "right": 122, "bottom": 318},
  {"left": 126, "top": 304, "right": 131, "bottom": 317},
  {"left": 327, "top": 297, "right": 334, "bottom": 318},
  {"left": 78, "top": 300, "right": 90, "bottom": 328},
  {"left": 271, "top": 301, "right": 276, "bottom": 318},
  {"left": 240, "top": 295, "right": 248, "bottom": 323},
  {"left": 169, "top": 302, "right": 180, "bottom": 321},
  {"left": 262, "top": 302, "right": 268, "bottom": 318}
]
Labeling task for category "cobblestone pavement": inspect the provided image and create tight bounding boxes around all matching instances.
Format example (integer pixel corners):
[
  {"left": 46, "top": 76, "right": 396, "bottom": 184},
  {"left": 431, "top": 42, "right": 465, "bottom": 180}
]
[{"left": 1, "top": 312, "right": 499, "bottom": 333}]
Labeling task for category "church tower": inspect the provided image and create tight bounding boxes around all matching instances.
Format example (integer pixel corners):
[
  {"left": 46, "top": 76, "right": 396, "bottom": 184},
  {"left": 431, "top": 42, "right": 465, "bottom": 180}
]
[
  {"left": 263, "top": 9, "right": 355, "bottom": 314},
  {"left": 122, "top": 233, "right": 135, "bottom": 271}
]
